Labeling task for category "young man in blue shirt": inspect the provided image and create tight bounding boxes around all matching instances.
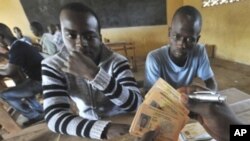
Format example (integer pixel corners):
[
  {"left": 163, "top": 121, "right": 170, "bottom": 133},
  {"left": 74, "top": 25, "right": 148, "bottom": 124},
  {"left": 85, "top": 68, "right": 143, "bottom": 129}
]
[{"left": 144, "top": 6, "right": 217, "bottom": 92}]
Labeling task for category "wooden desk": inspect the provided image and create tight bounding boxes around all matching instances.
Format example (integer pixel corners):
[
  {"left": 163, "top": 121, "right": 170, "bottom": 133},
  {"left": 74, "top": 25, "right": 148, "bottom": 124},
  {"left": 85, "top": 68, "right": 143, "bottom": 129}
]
[
  {"left": 0, "top": 100, "right": 22, "bottom": 134},
  {"left": 4, "top": 88, "right": 250, "bottom": 141},
  {"left": 0, "top": 79, "right": 22, "bottom": 137},
  {"left": 220, "top": 88, "right": 250, "bottom": 104},
  {"left": 105, "top": 42, "right": 137, "bottom": 72},
  {"left": 220, "top": 88, "right": 250, "bottom": 124}
]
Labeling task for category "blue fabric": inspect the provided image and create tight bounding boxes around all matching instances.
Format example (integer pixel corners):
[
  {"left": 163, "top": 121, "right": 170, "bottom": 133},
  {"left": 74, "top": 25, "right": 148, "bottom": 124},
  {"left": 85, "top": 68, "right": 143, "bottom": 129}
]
[
  {"left": 9, "top": 40, "right": 43, "bottom": 81},
  {"left": 0, "top": 79, "right": 43, "bottom": 120},
  {"left": 144, "top": 44, "right": 214, "bottom": 90}
]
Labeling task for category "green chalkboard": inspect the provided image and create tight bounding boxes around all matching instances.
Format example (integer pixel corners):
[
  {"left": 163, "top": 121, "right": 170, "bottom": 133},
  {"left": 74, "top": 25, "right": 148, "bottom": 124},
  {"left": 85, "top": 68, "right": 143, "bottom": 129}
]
[{"left": 20, "top": 0, "right": 167, "bottom": 29}]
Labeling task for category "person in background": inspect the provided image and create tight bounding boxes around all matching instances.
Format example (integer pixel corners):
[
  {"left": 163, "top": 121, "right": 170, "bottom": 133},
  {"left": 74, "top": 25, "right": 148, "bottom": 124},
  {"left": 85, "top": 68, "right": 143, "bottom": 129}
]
[
  {"left": 30, "top": 21, "right": 57, "bottom": 55},
  {"left": 0, "top": 23, "right": 44, "bottom": 127},
  {"left": 52, "top": 24, "right": 64, "bottom": 51},
  {"left": 144, "top": 6, "right": 217, "bottom": 93},
  {"left": 41, "top": 3, "right": 142, "bottom": 140},
  {"left": 13, "top": 26, "right": 32, "bottom": 45},
  {"left": 47, "top": 24, "right": 56, "bottom": 36},
  {"left": 0, "top": 35, "right": 26, "bottom": 84}
]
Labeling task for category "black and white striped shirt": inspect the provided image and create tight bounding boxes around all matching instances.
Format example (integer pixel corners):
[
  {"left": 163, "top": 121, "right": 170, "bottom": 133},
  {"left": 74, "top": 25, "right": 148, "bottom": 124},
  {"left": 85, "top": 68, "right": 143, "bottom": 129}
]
[{"left": 42, "top": 47, "right": 142, "bottom": 139}]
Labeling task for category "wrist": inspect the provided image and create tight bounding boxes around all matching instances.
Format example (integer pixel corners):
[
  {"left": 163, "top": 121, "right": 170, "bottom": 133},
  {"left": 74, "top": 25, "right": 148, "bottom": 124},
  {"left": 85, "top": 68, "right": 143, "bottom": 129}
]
[
  {"left": 101, "top": 123, "right": 111, "bottom": 139},
  {"left": 88, "top": 67, "right": 99, "bottom": 80}
]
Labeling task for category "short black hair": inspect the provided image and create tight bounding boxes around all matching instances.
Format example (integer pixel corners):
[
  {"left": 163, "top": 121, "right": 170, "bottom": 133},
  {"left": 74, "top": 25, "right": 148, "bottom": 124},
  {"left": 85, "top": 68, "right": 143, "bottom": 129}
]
[
  {"left": 30, "top": 21, "right": 44, "bottom": 32},
  {"left": 60, "top": 2, "right": 101, "bottom": 32},
  {"left": 0, "top": 23, "right": 13, "bottom": 37},
  {"left": 172, "top": 5, "right": 202, "bottom": 28},
  {"left": 13, "top": 26, "right": 21, "bottom": 32}
]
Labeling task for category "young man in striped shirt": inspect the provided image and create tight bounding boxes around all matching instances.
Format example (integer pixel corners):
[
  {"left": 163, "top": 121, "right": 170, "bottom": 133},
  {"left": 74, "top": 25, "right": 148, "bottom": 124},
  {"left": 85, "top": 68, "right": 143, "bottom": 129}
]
[{"left": 42, "top": 3, "right": 142, "bottom": 140}]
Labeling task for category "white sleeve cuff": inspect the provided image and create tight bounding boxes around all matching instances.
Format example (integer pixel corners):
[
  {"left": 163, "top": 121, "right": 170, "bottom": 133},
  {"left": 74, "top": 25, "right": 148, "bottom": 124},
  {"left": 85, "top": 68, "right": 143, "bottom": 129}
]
[
  {"left": 89, "top": 68, "right": 111, "bottom": 91},
  {"left": 89, "top": 120, "right": 110, "bottom": 139}
]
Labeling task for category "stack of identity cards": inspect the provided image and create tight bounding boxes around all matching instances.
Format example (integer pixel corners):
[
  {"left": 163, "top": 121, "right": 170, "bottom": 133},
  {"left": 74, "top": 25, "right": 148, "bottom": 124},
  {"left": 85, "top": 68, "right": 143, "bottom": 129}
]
[{"left": 129, "top": 78, "right": 190, "bottom": 141}]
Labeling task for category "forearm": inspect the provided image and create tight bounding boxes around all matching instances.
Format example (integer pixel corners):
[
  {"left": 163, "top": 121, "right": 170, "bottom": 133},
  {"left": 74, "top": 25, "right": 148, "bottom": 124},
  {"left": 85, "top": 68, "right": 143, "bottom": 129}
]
[
  {"left": 203, "top": 103, "right": 242, "bottom": 141},
  {"left": 204, "top": 115, "right": 241, "bottom": 141},
  {"left": 44, "top": 97, "right": 110, "bottom": 139},
  {"left": 42, "top": 64, "right": 110, "bottom": 139},
  {"left": 89, "top": 68, "right": 142, "bottom": 112}
]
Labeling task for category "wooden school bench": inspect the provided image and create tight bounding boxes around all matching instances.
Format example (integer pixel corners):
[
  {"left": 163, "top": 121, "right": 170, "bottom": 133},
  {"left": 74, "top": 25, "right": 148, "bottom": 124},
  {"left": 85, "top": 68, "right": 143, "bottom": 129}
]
[
  {"left": 105, "top": 41, "right": 137, "bottom": 72},
  {"left": 0, "top": 78, "right": 22, "bottom": 138}
]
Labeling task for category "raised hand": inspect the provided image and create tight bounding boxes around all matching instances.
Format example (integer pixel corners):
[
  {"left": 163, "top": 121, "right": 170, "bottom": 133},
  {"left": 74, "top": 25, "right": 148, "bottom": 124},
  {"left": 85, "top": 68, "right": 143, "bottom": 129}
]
[{"left": 61, "top": 50, "right": 99, "bottom": 80}]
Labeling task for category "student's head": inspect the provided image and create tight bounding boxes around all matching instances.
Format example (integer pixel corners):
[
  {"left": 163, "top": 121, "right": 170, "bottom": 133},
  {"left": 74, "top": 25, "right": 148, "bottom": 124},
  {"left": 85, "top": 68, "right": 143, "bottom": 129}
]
[
  {"left": 0, "top": 23, "right": 14, "bottom": 45},
  {"left": 30, "top": 21, "right": 44, "bottom": 37},
  {"left": 47, "top": 24, "right": 56, "bottom": 35},
  {"left": 59, "top": 2, "right": 102, "bottom": 62},
  {"left": 169, "top": 6, "right": 202, "bottom": 60},
  {"left": 13, "top": 26, "right": 23, "bottom": 39}
]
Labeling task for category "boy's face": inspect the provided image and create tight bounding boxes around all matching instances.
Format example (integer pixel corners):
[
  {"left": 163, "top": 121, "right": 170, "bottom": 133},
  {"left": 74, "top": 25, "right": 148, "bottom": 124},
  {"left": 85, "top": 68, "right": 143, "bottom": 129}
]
[
  {"left": 169, "top": 14, "right": 200, "bottom": 60},
  {"left": 60, "top": 9, "right": 102, "bottom": 62}
]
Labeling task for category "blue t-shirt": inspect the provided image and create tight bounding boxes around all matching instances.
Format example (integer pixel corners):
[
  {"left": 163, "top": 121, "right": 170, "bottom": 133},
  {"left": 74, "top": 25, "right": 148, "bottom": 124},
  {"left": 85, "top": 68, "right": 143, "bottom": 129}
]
[
  {"left": 9, "top": 40, "right": 43, "bottom": 81},
  {"left": 144, "top": 44, "right": 214, "bottom": 90}
]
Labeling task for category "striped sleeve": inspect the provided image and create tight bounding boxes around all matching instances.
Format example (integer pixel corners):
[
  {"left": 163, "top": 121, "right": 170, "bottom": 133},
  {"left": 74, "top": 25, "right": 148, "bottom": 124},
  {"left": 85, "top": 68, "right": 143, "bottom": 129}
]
[
  {"left": 42, "top": 60, "right": 110, "bottom": 140},
  {"left": 89, "top": 55, "right": 143, "bottom": 112}
]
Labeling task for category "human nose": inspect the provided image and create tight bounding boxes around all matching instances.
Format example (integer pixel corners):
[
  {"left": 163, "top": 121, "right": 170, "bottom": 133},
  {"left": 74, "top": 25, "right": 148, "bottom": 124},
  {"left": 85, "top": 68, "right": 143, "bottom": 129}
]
[
  {"left": 176, "top": 37, "right": 187, "bottom": 49},
  {"left": 75, "top": 35, "right": 88, "bottom": 51}
]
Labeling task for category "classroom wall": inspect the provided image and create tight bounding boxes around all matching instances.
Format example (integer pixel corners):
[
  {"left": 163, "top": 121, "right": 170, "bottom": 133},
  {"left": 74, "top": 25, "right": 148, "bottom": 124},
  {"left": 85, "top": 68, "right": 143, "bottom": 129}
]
[
  {"left": 2, "top": 1, "right": 250, "bottom": 64},
  {"left": 0, "top": 0, "right": 183, "bottom": 59},
  {"left": 102, "top": 0, "right": 183, "bottom": 58},
  {"left": 183, "top": 0, "right": 250, "bottom": 65},
  {"left": 0, "top": 0, "right": 35, "bottom": 40}
]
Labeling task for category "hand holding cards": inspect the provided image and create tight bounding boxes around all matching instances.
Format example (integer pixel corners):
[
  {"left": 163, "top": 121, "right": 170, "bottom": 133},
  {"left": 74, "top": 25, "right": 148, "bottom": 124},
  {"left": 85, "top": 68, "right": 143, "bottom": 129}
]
[{"left": 129, "top": 78, "right": 189, "bottom": 141}]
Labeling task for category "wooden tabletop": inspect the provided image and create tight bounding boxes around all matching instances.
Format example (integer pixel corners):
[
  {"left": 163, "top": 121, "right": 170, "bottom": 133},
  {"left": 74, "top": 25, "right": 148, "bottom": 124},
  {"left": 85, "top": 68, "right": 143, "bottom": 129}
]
[{"left": 3, "top": 88, "right": 250, "bottom": 141}]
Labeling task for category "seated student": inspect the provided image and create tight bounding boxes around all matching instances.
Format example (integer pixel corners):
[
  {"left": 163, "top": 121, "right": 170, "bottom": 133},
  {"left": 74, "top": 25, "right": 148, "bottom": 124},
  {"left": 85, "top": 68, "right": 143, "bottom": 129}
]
[
  {"left": 144, "top": 6, "right": 217, "bottom": 92},
  {"left": 52, "top": 24, "right": 64, "bottom": 51},
  {"left": 0, "top": 23, "right": 44, "bottom": 126},
  {"left": 30, "top": 21, "right": 57, "bottom": 55},
  {"left": 42, "top": 3, "right": 142, "bottom": 140},
  {"left": 139, "top": 86, "right": 242, "bottom": 141},
  {"left": 13, "top": 26, "right": 32, "bottom": 45}
]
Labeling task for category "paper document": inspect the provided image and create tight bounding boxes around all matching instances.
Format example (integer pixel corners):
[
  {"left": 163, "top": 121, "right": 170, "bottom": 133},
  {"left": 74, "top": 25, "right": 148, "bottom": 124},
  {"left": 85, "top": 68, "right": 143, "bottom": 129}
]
[{"left": 130, "top": 78, "right": 189, "bottom": 141}]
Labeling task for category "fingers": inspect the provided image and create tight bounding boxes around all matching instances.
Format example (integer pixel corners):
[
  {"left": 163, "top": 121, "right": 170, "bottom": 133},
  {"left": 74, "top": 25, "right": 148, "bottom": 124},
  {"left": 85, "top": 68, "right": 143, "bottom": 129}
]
[
  {"left": 180, "top": 93, "right": 212, "bottom": 116},
  {"left": 188, "top": 99, "right": 211, "bottom": 112},
  {"left": 177, "top": 85, "right": 212, "bottom": 95},
  {"left": 60, "top": 50, "right": 80, "bottom": 74},
  {"left": 50, "top": 55, "right": 66, "bottom": 70},
  {"left": 139, "top": 129, "right": 160, "bottom": 141}
]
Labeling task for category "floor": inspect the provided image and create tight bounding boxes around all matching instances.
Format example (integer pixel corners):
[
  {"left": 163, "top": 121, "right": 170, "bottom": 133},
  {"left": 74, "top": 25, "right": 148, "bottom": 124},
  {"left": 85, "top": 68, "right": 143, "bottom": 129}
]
[{"left": 2, "top": 57, "right": 250, "bottom": 141}]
